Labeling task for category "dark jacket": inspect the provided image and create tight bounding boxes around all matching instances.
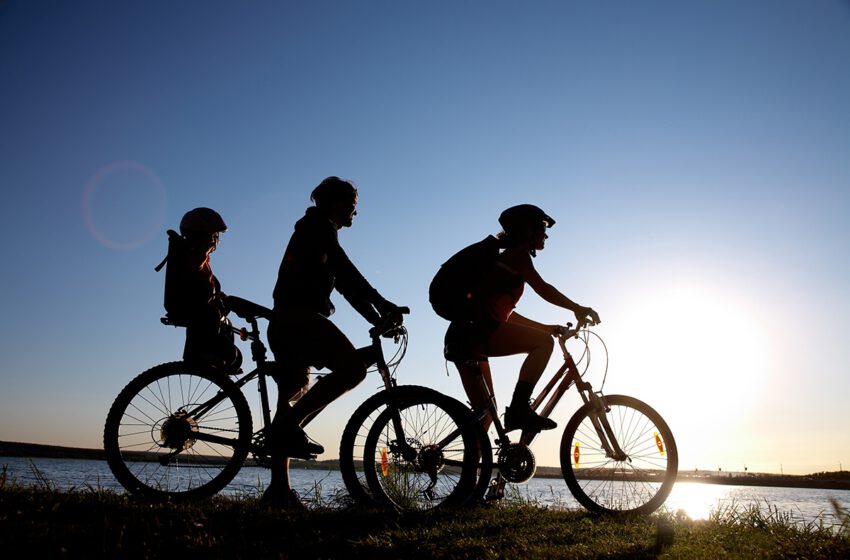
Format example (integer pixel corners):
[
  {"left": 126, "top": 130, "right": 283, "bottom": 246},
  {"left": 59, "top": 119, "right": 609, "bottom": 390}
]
[{"left": 273, "top": 207, "right": 387, "bottom": 323}]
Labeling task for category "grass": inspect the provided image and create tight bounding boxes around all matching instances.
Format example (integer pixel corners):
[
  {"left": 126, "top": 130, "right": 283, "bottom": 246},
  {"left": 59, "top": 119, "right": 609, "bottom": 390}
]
[{"left": 1, "top": 465, "right": 849, "bottom": 559}]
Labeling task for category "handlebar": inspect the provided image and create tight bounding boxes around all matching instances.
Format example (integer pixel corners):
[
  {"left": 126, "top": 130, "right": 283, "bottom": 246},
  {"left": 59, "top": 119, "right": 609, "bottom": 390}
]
[
  {"left": 556, "top": 321, "right": 595, "bottom": 353},
  {"left": 369, "top": 306, "right": 410, "bottom": 339},
  {"left": 226, "top": 296, "right": 273, "bottom": 321}
]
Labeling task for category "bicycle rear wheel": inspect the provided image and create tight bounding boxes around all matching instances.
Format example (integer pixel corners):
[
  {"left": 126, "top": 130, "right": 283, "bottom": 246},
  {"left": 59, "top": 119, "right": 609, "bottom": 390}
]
[
  {"left": 560, "top": 394, "right": 677, "bottom": 514},
  {"left": 362, "top": 388, "right": 482, "bottom": 511},
  {"left": 103, "top": 362, "right": 253, "bottom": 500}
]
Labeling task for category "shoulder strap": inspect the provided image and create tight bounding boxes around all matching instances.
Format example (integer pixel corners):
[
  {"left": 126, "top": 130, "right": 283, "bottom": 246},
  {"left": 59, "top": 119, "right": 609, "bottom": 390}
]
[{"left": 154, "top": 230, "right": 182, "bottom": 272}]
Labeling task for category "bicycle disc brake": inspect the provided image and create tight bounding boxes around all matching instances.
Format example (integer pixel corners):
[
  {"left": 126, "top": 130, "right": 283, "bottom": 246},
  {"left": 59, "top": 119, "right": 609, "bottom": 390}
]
[{"left": 498, "top": 442, "right": 536, "bottom": 483}]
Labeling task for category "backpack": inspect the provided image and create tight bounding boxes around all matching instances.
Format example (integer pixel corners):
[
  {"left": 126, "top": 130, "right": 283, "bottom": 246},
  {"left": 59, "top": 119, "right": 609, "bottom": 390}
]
[
  {"left": 429, "top": 236, "right": 501, "bottom": 321},
  {"left": 154, "top": 229, "right": 190, "bottom": 322}
]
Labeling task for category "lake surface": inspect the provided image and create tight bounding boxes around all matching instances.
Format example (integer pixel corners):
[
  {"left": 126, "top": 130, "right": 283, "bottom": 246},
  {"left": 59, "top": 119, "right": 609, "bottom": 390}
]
[{"left": 3, "top": 456, "right": 848, "bottom": 529}]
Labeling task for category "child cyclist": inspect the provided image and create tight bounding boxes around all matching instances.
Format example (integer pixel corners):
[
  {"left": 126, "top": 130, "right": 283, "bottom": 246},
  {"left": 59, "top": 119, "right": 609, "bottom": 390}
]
[{"left": 161, "top": 207, "right": 240, "bottom": 372}]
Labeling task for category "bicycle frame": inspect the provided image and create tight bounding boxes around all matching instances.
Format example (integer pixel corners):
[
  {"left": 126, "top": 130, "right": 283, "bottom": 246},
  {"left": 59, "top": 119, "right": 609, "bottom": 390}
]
[
  {"left": 433, "top": 326, "right": 629, "bottom": 496},
  {"left": 463, "top": 329, "right": 589, "bottom": 448},
  {"left": 162, "top": 317, "right": 272, "bottom": 458},
  {"left": 179, "top": 308, "right": 412, "bottom": 461},
  {"left": 362, "top": 318, "right": 421, "bottom": 464},
  {"left": 526, "top": 334, "right": 627, "bottom": 460}
]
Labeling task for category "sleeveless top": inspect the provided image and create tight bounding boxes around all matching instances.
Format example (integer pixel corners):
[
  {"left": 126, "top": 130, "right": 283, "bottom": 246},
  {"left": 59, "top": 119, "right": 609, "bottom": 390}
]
[{"left": 483, "top": 257, "right": 524, "bottom": 323}]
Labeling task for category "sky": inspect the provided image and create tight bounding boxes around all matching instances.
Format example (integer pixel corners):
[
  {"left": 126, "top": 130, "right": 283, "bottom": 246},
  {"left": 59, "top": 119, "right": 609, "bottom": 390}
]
[{"left": 1, "top": 0, "right": 849, "bottom": 476}]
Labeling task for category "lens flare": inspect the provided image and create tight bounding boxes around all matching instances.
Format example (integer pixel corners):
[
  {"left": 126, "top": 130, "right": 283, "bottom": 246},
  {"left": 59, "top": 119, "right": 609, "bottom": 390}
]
[{"left": 81, "top": 161, "right": 167, "bottom": 250}]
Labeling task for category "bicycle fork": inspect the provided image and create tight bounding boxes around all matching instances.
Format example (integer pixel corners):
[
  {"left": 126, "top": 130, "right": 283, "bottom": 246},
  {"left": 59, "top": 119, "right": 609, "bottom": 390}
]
[{"left": 582, "top": 387, "right": 629, "bottom": 462}]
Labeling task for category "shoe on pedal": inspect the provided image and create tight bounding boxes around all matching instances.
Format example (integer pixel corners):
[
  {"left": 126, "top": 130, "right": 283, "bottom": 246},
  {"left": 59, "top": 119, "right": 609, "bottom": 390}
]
[
  {"left": 504, "top": 405, "right": 557, "bottom": 432},
  {"left": 279, "top": 424, "right": 324, "bottom": 459}
]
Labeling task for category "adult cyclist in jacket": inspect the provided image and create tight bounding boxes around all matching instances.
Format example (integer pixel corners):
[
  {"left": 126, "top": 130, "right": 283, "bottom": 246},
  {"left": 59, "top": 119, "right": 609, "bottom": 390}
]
[{"left": 265, "top": 176, "right": 400, "bottom": 507}]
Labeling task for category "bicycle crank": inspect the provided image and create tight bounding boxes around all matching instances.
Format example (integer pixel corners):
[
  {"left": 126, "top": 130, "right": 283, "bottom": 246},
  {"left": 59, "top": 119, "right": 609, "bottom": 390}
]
[{"left": 497, "top": 442, "right": 536, "bottom": 483}]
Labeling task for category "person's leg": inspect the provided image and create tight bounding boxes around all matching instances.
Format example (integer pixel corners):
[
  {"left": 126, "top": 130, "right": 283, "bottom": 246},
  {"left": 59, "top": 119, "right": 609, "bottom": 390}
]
[
  {"left": 264, "top": 318, "right": 313, "bottom": 509},
  {"left": 264, "top": 366, "right": 307, "bottom": 509},
  {"left": 286, "top": 315, "right": 366, "bottom": 426},
  {"left": 485, "top": 320, "right": 554, "bottom": 386},
  {"left": 456, "top": 360, "right": 495, "bottom": 432},
  {"left": 268, "top": 311, "right": 365, "bottom": 456},
  {"left": 484, "top": 321, "right": 556, "bottom": 432}
]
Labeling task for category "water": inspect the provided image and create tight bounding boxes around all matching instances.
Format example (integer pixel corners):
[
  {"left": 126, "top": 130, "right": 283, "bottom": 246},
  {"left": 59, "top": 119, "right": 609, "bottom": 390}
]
[{"left": 3, "top": 456, "right": 848, "bottom": 528}]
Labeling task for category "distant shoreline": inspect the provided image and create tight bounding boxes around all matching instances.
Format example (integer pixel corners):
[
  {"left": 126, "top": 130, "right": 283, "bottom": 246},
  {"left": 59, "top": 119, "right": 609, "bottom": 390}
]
[{"left": 2, "top": 440, "right": 848, "bottom": 490}]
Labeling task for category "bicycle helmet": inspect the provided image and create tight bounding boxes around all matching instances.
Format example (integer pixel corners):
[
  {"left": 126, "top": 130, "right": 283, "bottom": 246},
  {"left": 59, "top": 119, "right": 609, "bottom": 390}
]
[
  {"left": 498, "top": 204, "right": 555, "bottom": 234},
  {"left": 179, "top": 207, "right": 228, "bottom": 236}
]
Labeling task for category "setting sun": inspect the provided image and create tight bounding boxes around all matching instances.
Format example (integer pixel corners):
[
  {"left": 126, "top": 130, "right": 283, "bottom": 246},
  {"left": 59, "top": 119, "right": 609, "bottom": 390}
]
[{"left": 610, "top": 277, "right": 773, "bottom": 469}]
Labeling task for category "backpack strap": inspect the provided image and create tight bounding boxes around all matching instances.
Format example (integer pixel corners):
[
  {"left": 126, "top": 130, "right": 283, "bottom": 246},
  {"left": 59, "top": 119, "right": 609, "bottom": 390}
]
[{"left": 154, "top": 230, "right": 182, "bottom": 272}]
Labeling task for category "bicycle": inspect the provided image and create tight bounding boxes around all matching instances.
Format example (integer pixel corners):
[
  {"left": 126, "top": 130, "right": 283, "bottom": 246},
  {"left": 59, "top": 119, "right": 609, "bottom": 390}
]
[
  {"left": 103, "top": 296, "right": 480, "bottom": 506},
  {"left": 357, "top": 323, "right": 678, "bottom": 514}
]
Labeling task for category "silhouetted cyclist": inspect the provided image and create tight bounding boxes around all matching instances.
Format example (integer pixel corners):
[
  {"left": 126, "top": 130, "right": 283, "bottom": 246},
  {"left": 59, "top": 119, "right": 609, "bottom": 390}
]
[
  {"left": 264, "top": 176, "right": 401, "bottom": 508},
  {"left": 438, "top": 205, "right": 601, "bottom": 433},
  {"left": 160, "top": 207, "right": 240, "bottom": 372}
]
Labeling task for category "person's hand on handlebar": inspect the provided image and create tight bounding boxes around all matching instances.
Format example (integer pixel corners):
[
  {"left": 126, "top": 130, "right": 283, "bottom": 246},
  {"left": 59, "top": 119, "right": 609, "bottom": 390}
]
[
  {"left": 368, "top": 304, "right": 410, "bottom": 338},
  {"left": 573, "top": 305, "right": 601, "bottom": 327},
  {"left": 548, "top": 324, "right": 571, "bottom": 338},
  {"left": 374, "top": 298, "right": 402, "bottom": 317}
]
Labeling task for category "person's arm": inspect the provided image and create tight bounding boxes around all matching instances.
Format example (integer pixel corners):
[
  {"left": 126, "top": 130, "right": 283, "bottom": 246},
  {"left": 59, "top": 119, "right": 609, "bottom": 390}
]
[
  {"left": 513, "top": 251, "right": 601, "bottom": 326},
  {"left": 330, "top": 242, "right": 397, "bottom": 324}
]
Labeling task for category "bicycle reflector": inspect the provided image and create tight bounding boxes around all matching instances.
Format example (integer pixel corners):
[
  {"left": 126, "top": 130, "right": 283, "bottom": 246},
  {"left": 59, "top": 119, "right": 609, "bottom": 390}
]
[
  {"left": 573, "top": 442, "right": 580, "bottom": 467},
  {"left": 654, "top": 432, "right": 665, "bottom": 457},
  {"left": 239, "top": 328, "right": 248, "bottom": 341},
  {"left": 381, "top": 447, "right": 389, "bottom": 477}
]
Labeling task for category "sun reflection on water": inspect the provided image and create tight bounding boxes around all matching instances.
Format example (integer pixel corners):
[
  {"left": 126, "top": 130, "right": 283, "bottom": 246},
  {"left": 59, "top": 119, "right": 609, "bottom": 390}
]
[{"left": 663, "top": 482, "right": 733, "bottom": 520}]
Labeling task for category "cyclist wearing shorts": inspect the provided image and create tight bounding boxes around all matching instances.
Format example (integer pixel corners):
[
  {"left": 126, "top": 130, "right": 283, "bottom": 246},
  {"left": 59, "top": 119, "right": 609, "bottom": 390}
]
[
  {"left": 265, "top": 176, "right": 400, "bottom": 506},
  {"left": 444, "top": 204, "right": 600, "bottom": 432}
]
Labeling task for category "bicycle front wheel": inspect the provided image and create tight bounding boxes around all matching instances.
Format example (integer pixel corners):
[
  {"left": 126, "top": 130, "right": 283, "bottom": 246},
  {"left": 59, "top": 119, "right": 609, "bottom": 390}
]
[
  {"left": 362, "top": 388, "right": 482, "bottom": 511},
  {"left": 560, "top": 394, "right": 678, "bottom": 514},
  {"left": 339, "top": 385, "right": 453, "bottom": 507},
  {"left": 103, "top": 362, "right": 253, "bottom": 500}
]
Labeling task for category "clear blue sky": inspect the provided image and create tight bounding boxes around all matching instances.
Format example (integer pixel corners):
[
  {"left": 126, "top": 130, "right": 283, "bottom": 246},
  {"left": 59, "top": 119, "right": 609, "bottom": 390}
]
[{"left": 1, "top": 0, "right": 849, "bottom": 475}]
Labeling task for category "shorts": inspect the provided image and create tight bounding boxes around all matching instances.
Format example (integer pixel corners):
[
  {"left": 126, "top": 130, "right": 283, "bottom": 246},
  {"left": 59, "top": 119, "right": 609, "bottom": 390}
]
[
  {"left": 268, "top": 308, "right": 360, "bottom": 374},
  {"left": 443, "top": 317, "right": 500, "bottom": 363}
]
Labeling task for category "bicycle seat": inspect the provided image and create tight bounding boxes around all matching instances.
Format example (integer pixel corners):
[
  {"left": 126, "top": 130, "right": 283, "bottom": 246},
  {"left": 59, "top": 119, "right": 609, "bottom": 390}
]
[{"left": 227, "top": 296, "right": 273, "bottom": 320}]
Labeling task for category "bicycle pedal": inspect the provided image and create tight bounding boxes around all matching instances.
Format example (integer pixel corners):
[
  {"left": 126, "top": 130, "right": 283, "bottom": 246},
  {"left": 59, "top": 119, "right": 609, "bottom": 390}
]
[{"left": 485, "top": 479, "right": 506, "bottom": 501}]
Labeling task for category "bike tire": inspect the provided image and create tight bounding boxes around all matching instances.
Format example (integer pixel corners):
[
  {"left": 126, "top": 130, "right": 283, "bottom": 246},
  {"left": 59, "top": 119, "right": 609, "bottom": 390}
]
[
  {"left": 339, "top": 385, "right": 449, "bottom": 506},
  {"left": 361, "top": 388, "right": 483, "bottom": 511},
  {"left": 103, "top": 362, "right": 253, "bottom": 500},
  {"left": 559, "top": 394, "right": 677, "bottom": 514}
]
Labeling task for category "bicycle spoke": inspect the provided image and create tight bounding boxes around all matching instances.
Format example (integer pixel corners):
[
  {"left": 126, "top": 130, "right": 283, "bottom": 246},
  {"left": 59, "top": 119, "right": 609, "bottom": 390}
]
[
  {"left": 105, "top": 364, "right": 252, "bottom": 499},
  {"left": 561, "top": 396, "right": 677, "bottom": 514}
]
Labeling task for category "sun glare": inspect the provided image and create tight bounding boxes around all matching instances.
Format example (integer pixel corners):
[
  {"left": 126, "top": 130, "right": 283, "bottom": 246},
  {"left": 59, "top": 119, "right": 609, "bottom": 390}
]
[{"left": 611, "top": 280, "right": 772, "bottom": 465}]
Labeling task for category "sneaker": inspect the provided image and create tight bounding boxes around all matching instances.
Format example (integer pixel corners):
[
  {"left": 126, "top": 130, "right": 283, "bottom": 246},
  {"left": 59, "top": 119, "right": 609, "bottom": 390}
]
[
  {"left": 278, "top": 424, "right": 324, "bottom": 459},
  {"left": 504, "top": 405, "right": 557, "bottom": 432},
  {"left": 261, "top": 485, "right": 307, "bottom": 512}
]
